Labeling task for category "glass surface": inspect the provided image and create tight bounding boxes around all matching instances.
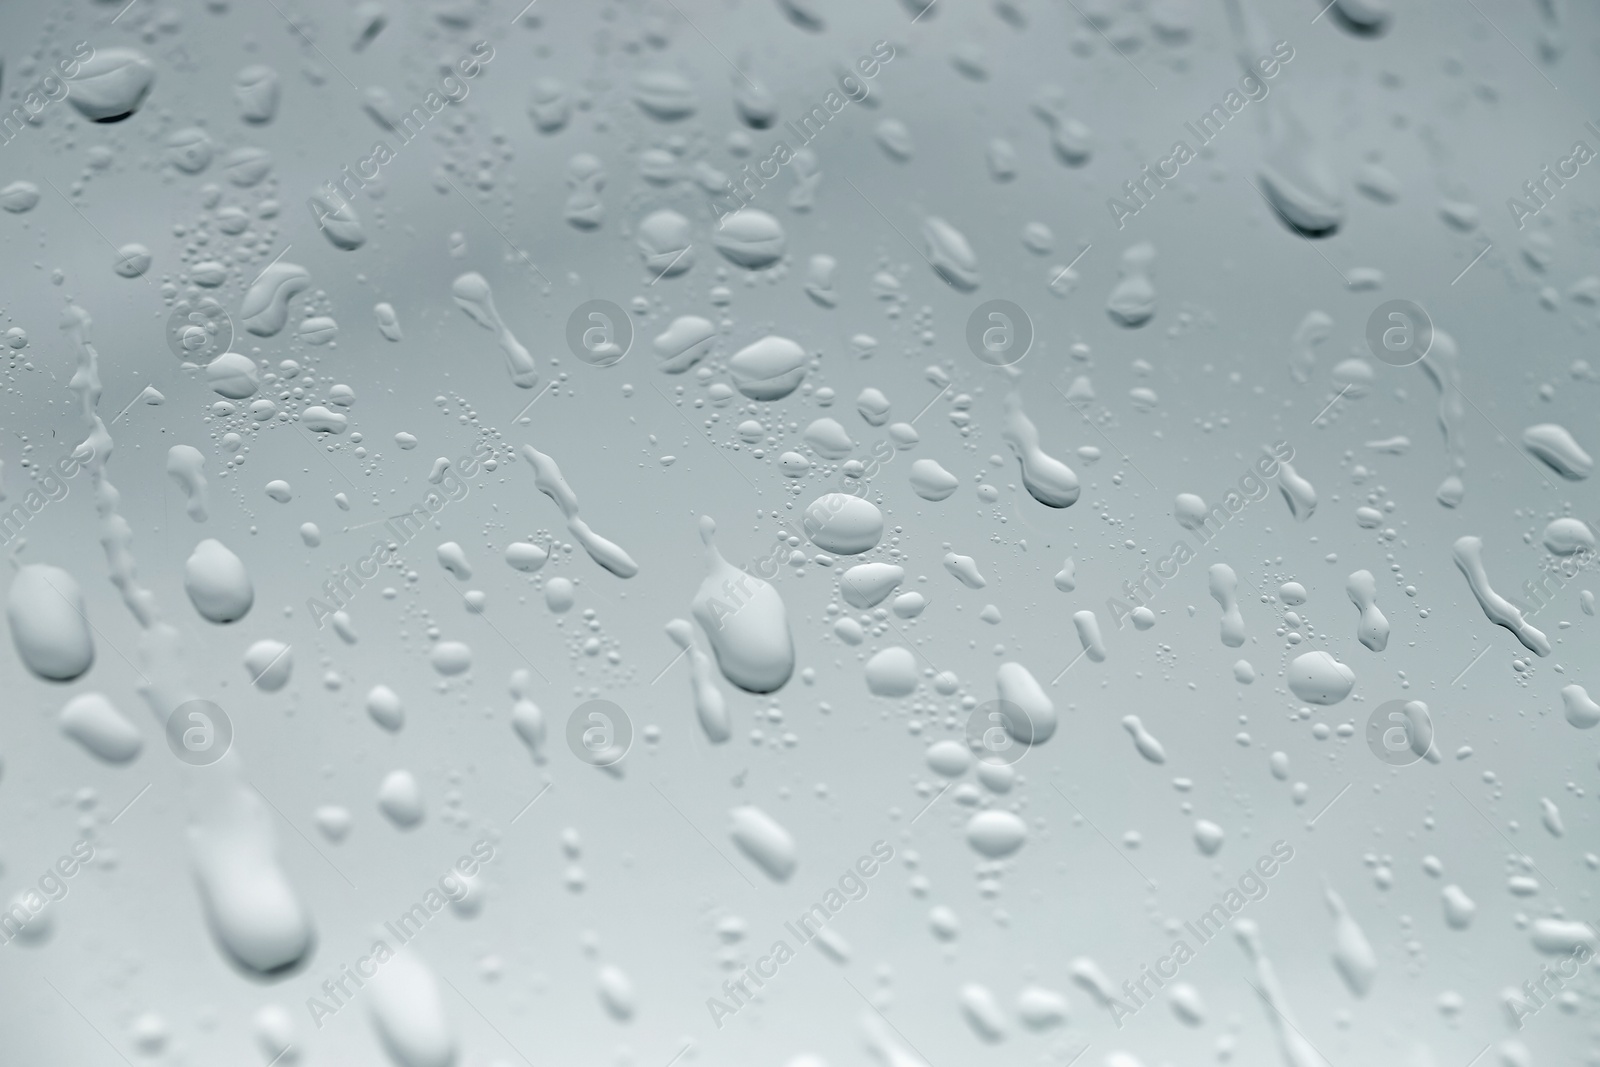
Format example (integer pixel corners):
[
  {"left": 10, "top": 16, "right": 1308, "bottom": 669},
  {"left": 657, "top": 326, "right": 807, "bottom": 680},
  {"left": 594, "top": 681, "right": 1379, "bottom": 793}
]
[{"left": 0, "top": 1, "right": 1596, "bottom": 1065}]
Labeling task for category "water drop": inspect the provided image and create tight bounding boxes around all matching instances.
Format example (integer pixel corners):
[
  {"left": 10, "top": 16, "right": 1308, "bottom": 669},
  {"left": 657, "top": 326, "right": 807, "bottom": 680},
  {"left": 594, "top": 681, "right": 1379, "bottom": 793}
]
[
  {"left": 184, "top": 539, "right": 253, "bottom": 623},
  {"left": 69, "top": 49, "right": 156, "bottom": 122},
  {"left": 7, "top": 564, "right": 95, "bottom": 681},
  {"left": 1286, "top": 650, "right": 1355, "bottom": 705},
  {"left": 691, "top": 516, "right": 794, "bottom": 693},
  {"left": 452, "top": 272, "right": 538, "bottom": 389},
  {"left": 166, "top": 445, "right": 208, "bottom": 521},
  {"left": 519, "top": 445, "right": 638, "bottom": 578},
  {"left": 730, "top": 805, "right": 797, "bottom": 881},
  {"left": 378, "top": 769, "right": 425, "bottom": 828},
  {"left": 60, "top": 692, "right": 142, "bottom": 763},
  {"left": 1002, "top": 393, "right": 1079, "bottom": 507}
]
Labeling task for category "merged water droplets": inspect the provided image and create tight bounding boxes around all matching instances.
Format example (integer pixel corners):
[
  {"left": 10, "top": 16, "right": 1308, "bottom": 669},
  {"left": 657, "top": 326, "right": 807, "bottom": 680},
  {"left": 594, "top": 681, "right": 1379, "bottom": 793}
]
[
  {"left": 241, "top": 261, "right": 311, "bottom": 337},
  {"left": 637, "top": 210, "right": 694, "bottom": 278},
  {"left": 1001, "top": 392, "right": 1079, "bottom": 507},
  {"left": 233, "top": 64, "right": 281, "bottom": 124},
  {"left": 367, "top": 951, "right": 457, "bottom": 1067},
  {"left": 943, "top": 550, "right": 987, "bottom": 589},
  {"left": 1233, "top": 921, "right": 1322, "bottom": 1067},
  {"left": 1559, "top": 684, "right": 1600, "bottom": 728},
  {"left": 1106, "top": 243, "right": 1157, "bottom": 327},
  {"left": 309, "top": 191, "right": 367, "bottom": 250},
  {"left": 665, "top": 618, "right": 729, "bottom": 742},
  {"left": 165, "top": 445, "right": 209, "bottom": 521},
  {"left": 1255, "top": 103, "right": 1346, "bottom": 236},
  {"left": 802, "top": 417, "right": 854, "bottom": 459},
  {"left": 994, "top": 661, "right": 1055, "bottom": 744},
  {"left": 509, "top": 669, "right": 546, "bottom": 761},
  {"left": 1288, "top": 310, "right": 1332, "bottom": 384},
  {"left": 1220, "top": 0, "right": 1344, "bottom": 236},
  {"left": 691, "top": 516, "right": 794, "bottom": 693},
  {"left": 909, "top": 458, "right": 959, "bottom": 500},
  {"left": 1345, "top": 569, "right": 1390, "bottom": 651},
  {"left": 1208, "top": 563, "right": 1246, "bottom": 648},
  {"left": 1418, "top": 330, "right": 1468, "bottom": 506},
  {"left": 1453, "top": 535, "right": 1550, "bottom": 656},
  {"left": 190, "top": 783, "right": 317, "bottom": 977},
  {"left": 520, "top": 445, "right": 638, "bottom": 578},
  {"left": 712, "top": 209, "right": 786, "bottom": 270},
  {"left": 451, "top": 272, "right": 539, "bottom": 388},
  {"left": 528, "top": 77, "right": 570, "bottom": 132},
  {"left": 1287, "top": 650, "right": 1355, "bottom": 705},
  {"left": 1031, "top": 87, "right": 1092, "bottom": 165},
  {"left": 1121, "top": 715, "right": 1166, "bottom": 763},
  {"left": 70, "top": 48, "right": 157, "bottom": 122},
  {"left": 1522, "top": 423, "right": 1592, "bottom": 480},
  {"left": 632, "top": 70, "right": 698, "bottom": 121},
  {"left": 958, "top": 983, "right": 1007, "bottom": 1041},
  {"left": 1273, "top": 453, "right": 1318, "bottom": 520},
  {"left": 1325, "top": 886, "right": 1377, "bottom": 996},
  {"left": 922, "top": 217, "right": 980, "bottom": 291},
  {"left": 805, "top": 254, "right": 837, "bottom": 306},
  {"left": 1072, "top": 610, "right": 1106, "bottom": 662},
  {"left": 729, "top": 335, "right": 808, "bottom": 400}
]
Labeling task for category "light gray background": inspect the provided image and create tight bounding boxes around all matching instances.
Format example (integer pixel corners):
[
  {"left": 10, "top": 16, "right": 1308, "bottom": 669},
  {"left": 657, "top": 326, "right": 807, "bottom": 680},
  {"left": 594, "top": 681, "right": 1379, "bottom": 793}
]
[{"left": 1, "top": 0, "right": 1597, "bottom": 1064}]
